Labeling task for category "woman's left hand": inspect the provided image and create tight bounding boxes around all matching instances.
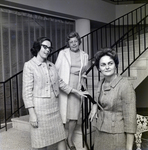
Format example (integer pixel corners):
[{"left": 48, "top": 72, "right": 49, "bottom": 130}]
[{"left": 89, "top": 104, "right": 98, "bottom": 122}]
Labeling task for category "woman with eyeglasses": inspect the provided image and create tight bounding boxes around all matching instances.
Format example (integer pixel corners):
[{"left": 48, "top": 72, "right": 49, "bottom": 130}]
[
  {"left": 22, "top": 37, "right": 88, "bottom": 150},
  {"left": 89, "top": 48, "right": 137, "bottom": 150},
  {"left": 55, "top": 31, "right": 88, "bottom": 150}
]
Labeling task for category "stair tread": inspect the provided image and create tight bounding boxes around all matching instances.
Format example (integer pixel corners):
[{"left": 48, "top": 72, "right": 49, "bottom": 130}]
[{"left": 11, "top": 115, "right": 29, "bottom": 121}]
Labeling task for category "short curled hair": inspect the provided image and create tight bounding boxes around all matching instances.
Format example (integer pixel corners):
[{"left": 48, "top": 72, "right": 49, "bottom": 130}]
[
  {"left": 66, "top": 31, "right": 81, "bottom": 47},
  {"left": 30, "top": 37, "right": 52, "bottom": 56},
  {"left": 95, "top": 48, "right": 119, "bottom": 70}
]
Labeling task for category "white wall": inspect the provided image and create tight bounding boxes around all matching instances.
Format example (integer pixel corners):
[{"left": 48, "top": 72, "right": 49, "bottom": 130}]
[
  {"left": 5, "top": 0, "right": 116, "bottom": 23},
  {"left": 4, "top": 0, "right": 145, "bottom": 24},
  {"left": 115, "top": 4, "right": 144, "bottom": 19}
]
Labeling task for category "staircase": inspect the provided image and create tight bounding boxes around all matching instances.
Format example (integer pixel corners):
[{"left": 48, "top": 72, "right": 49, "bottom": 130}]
[
  {"left": 118, "top": 33, "right": 148, "bottom": 88},
  {"left": 87, "top": 32, "right": 148, "bottom": 96}
]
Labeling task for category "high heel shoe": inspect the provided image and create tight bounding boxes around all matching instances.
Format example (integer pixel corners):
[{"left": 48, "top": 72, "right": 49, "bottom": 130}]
[{"left": 66, "top": 139, "right": 76, "bottom": 150}]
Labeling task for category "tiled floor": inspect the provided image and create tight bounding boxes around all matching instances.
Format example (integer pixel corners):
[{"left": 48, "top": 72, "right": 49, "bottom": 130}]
[{"left": 0, "top": 128, "right": 57, "bottom": 150}]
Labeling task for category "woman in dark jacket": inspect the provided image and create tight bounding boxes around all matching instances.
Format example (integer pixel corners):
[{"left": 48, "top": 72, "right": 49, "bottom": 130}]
[{"left": 89, "top": 48, "right": 137, "bottom": 150}]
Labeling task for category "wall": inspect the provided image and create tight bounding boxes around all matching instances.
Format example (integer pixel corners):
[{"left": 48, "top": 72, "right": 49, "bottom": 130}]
[
  {"left": 3, "top": 1, "right": 145, "bottom": 26},
  {"left": 4, "top": 0, "right": 116, "bottom": 23},
  {"left": 115, "top": 4, "right": 144, "bottom": 19}
]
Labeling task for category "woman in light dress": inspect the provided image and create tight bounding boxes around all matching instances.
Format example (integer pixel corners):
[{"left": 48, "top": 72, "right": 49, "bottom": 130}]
[{"left": 55, "top": 31, "right": 88, "bottom": 150}]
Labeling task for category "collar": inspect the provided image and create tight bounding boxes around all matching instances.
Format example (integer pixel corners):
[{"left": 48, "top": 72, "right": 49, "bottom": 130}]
[
  {"left": 110, "top": 75, "right": 123, "bottom": 88},
  {"left": 99, "top": 75, "right": 123, "bottom": 91},
  {"left": 32, "top": 56, "right": 48, "bottom": 66}
]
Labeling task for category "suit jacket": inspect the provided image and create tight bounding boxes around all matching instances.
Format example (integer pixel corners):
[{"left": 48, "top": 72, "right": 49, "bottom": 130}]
[
  {"left": 94, "top": 75, "right": 137, "bottom": 134},
  {"left": 55, "top": 48, "right": 88, "bottom": 123},
  {"left": 22, "top": 56, "right": 72, "bottom": 109}
]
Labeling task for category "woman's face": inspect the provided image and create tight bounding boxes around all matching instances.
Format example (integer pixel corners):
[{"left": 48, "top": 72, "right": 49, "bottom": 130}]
[
  {"left": 37, "top": 40, "right": 52, "bottom": 60},
  {"left": 68, "top": 37, "right": 79, "bottom": 52},
  {"left": 99, "top": 55, "right": 116, "bottom": 77}
]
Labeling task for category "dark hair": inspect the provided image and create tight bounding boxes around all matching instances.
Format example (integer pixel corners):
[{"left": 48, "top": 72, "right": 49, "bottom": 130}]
[
  {"left": 30, "top": 37, "right": 52, "bottom": 56},
  {"left": 66, "top": 31, "right": 81, "bottom": 47},
  {"left": 95, "top": 48, "right": 119, "bottom": 70}
]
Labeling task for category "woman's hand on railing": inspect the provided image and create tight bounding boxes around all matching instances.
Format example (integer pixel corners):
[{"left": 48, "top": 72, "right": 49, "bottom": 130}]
[{"left": 89, "top": 104, "right": 98, "bottom": 122}]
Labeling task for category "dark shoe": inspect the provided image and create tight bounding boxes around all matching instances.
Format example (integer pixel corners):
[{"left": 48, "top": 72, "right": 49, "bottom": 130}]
[{"left": 66, "top": 139, "right": 76, "bottom": 150}]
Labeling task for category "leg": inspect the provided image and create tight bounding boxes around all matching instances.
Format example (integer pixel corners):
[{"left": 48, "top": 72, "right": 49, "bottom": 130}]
[
  {"left": 67, "top": 120, "right": 77, "bottom": 146},
  {"left": 57, "top": 139, "right": 67, "bottom": 150}
]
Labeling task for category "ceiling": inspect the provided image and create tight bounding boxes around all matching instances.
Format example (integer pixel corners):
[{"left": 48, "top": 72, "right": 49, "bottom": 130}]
[{"left": 103, "top": 0, "right": 148, "bottom": 5}]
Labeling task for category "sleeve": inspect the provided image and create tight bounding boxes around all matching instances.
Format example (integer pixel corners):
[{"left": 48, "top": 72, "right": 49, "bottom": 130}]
[
  {"left": 22, "top": 62, "right": 34, "bottom": 108},
  {"left": 58, "top": 76, "right": 72, "bottom": 94},
  {"left": 55, "top": 50, "right": 63, "bottom": 71},
  {"left": 121, "top": 79, "right": 137, "bottom": 133},
  {"left": 82, "top": 53, "right": 89, "bottom": 75},
  {"left": 81, "top": 53, "right": 89, "bottom": 89}
]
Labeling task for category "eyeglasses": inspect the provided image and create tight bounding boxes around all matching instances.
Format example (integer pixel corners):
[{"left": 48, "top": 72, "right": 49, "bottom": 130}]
[{"left": 41, "top": 44, "right": 53, "bottom": 51}]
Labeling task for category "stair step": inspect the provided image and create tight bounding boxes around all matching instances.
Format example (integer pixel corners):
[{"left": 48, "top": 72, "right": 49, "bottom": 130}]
[{"left": 11, "top": 115, "right": 30, "bottom": 132}]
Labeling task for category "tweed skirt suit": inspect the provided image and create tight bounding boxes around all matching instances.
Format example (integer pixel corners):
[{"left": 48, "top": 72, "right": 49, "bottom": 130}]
[
  {"left": 22, "top": 57, "right": 72, "bottom": 148},
  {"left": 93, "top": 76, "right": 137, "bottom": 150}
]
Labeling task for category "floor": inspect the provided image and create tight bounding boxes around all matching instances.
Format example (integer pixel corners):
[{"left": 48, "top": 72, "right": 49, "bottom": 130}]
[
  {"left": 0, "top": 128, "right": 57, "bottom": 150},
  {"left": 0, "top": 127, "right": 148, "bottom": 150}
]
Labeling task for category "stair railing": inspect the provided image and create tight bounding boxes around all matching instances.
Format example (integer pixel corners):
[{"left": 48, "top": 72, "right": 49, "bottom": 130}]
[
  {"left": 111, "top": 15, "right": 148, "bottom": 76},
  {"left": 80, "top": 3, "right": 148, "bottom": 58},
  {"left": 0, "top": 70, "right": 23, "bottom": 130}
]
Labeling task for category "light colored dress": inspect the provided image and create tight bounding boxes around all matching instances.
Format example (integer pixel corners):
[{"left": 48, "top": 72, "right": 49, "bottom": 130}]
[
  {"left": 67, "top": 50, "right": 81, "bottom": 120},
  {"left": 23, "top": 57, "right": 72, "bottom": 148},
  {"left": 55, "top": 48, "right": 88, "bottom": 123}
]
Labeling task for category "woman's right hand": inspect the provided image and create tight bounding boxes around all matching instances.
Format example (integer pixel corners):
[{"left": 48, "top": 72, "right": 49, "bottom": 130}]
[
  {"left": 28, "top": 108, "right": 38, "bottom": 128},
  {"left": 71, "top": 89, "right": 89, "bottom": 98},
  {"left": 89, "top": 104, "right": 98, "bottom": 122}
]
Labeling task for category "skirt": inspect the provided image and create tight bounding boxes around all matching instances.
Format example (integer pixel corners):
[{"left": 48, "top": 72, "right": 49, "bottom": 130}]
[
  {"left": 67, "top": 74, "right": 81, "bottom": 120},
  {"left": 94, "top": 129, "right": 126, "bottom": 150},
  {"left": 31, "top": 90, "right": 66, "bottom": 148}
]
